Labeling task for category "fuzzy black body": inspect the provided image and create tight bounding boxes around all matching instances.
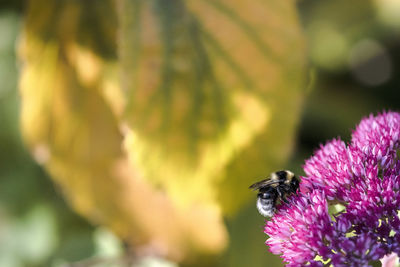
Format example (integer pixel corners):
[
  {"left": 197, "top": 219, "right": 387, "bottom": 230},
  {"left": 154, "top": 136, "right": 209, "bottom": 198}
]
[{"left": 249, "top": 170, "right": 300, "bottom": 217}]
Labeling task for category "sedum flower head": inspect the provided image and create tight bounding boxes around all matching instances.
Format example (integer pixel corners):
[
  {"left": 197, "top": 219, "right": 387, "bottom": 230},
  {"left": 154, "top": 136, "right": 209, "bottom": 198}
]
[{"left": 264, "top": 112, "right": 400, "bottom": 266}]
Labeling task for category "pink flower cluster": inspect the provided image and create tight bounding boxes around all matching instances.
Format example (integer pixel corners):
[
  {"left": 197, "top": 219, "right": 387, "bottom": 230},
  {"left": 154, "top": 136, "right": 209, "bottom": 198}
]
[{"left": 265, "top": 112, "right": 400, "bottom": 266}]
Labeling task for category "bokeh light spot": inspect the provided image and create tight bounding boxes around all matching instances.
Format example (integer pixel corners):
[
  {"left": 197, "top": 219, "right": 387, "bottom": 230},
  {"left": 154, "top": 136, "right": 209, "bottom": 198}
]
[
  {"left": 348, "top": 39, "right": 392, "bottom": 87},
  {"left": 374, "top": 0, "right": 400, "bottom": 30},
  {"left": 308, "top": 22, "right": 349, "bottom": 71}
]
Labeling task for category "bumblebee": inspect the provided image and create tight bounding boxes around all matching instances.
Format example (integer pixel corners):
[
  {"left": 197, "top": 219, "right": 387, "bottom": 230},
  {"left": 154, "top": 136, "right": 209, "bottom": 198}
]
[{"left": 249, "top": 170, "right": 300, "bottom": 217}]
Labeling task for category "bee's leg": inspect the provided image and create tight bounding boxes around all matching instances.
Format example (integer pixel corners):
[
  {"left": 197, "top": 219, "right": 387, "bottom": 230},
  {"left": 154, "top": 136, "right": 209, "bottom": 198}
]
[
  {"left": 276, "top": 187, "right": 283, "bottom": 198},
  {"left": 277, "top": 187, "right": 289, "bottom": 204}
]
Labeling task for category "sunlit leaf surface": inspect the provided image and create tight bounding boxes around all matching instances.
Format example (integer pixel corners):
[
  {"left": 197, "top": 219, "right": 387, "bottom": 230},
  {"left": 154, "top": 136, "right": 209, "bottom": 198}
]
[
  {"left": 119, "top": 0, "right": 306, "bottom": 214},
  {"left": 19, "top": 0, "right": 306, "bottom": 263}
]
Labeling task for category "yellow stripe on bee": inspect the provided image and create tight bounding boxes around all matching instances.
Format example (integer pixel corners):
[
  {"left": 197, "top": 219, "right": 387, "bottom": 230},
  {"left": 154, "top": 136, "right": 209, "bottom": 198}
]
[
  {"left": 285, "top": 170, "right": 294, "bottom": 184},
  {"left": 270, "top": 172, "right": 279, "bottom": 181}
]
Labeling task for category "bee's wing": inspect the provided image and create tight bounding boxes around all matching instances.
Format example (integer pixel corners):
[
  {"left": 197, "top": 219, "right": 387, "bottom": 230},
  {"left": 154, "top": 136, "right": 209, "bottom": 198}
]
[{"left": 249, "top": 178, "right": 279, "bottom": 190}]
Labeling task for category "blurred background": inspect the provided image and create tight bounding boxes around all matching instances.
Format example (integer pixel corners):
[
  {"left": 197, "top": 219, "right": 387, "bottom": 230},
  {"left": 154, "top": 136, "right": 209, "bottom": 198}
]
[{"left": 0, "top": 0, "right": 400, "bottom": 266}]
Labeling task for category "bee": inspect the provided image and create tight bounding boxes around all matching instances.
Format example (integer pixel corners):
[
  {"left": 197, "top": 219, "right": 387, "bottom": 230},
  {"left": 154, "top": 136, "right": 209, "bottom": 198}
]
[{"left": 249, "top": 170, "right": 300, "bottom": 217}]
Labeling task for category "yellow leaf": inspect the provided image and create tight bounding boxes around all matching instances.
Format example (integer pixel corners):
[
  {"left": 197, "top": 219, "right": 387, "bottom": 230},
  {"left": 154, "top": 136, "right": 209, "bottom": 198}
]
[
  {"left": 19, "top": 0, "right": 306, "bottom": 263},
  {"left": 118, "top": 0, "right": 307, "bottom": 215},
  {"left": 19, "top": 0, "right": 226, "bottom": 262}
]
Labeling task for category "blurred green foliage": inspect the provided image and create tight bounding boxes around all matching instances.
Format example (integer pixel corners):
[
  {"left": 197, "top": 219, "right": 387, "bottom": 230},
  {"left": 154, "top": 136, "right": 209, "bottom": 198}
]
[
  {"left": 0, "top": 9, "right": 123, "bottom": 267},
  {"left": 1, "top": 0, "right": 400, "bottom": 266},
  {"left": 0, "top": 11, "right": 94, "bottom": 267}
]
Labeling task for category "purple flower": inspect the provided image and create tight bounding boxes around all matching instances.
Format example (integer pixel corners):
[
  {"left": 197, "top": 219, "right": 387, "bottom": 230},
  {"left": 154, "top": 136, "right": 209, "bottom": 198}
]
[{"left": 264, "top": 112, "right": 400, "bottom": 266}]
